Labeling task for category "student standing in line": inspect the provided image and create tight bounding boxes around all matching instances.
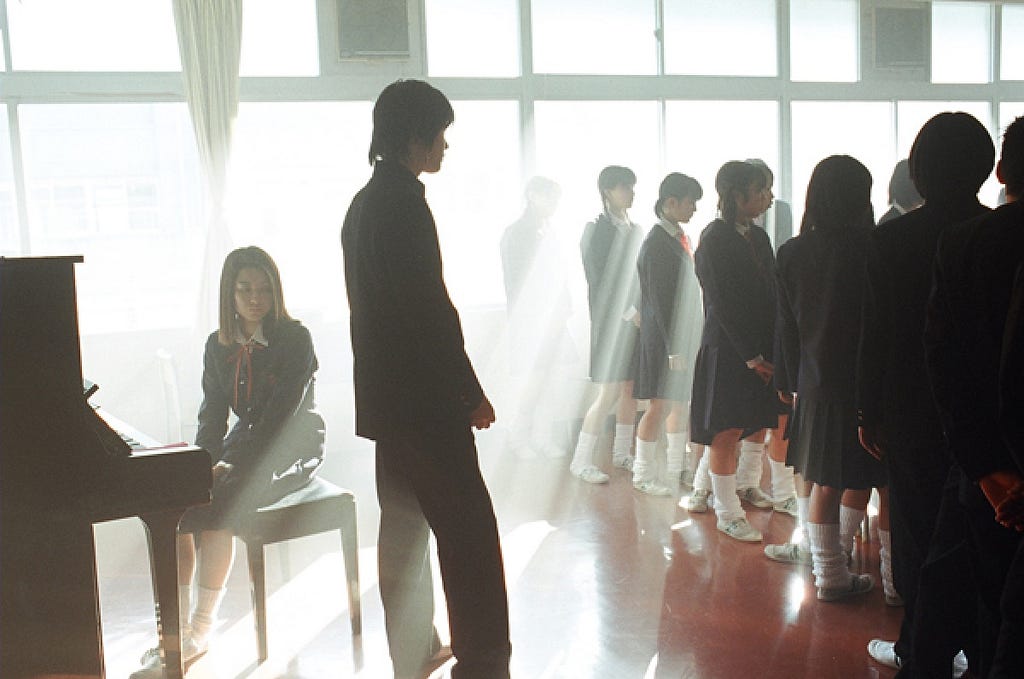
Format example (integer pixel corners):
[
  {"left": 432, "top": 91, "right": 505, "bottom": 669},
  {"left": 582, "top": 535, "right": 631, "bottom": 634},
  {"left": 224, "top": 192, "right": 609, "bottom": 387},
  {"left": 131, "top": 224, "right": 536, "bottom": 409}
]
[
  {"left": 341, "top": 79, "right": 510, "bottom": 679},
  {"left": 687, "top": 161, "right": 780, "bottom": 542},
  {"left": 878, "top": 158, "right": 923, "bottom": 226},
  {"left": 632, "top": 173, "right": 703, "bottom": 496},
  {"left": 570, "top": 165, "right": 643, "bottom": 484},
  {"left": 775, "top": 155, "right": 885, "bottom": 601}
]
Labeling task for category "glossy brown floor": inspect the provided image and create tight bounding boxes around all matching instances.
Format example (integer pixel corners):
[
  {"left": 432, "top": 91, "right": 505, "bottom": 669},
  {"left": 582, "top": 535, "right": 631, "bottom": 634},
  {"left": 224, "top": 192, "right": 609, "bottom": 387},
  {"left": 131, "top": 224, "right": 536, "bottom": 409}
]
[{"left": 98, "top": 433, "right": 902, "bottom": 679}]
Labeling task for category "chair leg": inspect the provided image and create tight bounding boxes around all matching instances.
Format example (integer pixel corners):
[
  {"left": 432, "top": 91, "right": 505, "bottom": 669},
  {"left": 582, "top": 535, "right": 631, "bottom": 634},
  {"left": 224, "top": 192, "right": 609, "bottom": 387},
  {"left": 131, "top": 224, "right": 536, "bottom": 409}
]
[
  {"left": 339, "top": 501, "right": 362, "bottom": 637},
  {"left": 245, "top": 540, "right": 270, "bottom": 663}
]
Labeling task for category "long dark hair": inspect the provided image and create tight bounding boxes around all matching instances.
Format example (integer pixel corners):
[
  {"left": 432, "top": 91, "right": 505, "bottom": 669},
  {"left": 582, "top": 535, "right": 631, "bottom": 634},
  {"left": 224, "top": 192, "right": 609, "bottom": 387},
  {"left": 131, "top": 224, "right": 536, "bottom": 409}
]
[
  {"left": 715, "top": 161, "right": 764, "bottom": 226},
  {"left": 799, "top": 155, "right": 873, "bottom": 235},
  {"left": 217, "top": 246, "right": 292, "bottom": 346}
]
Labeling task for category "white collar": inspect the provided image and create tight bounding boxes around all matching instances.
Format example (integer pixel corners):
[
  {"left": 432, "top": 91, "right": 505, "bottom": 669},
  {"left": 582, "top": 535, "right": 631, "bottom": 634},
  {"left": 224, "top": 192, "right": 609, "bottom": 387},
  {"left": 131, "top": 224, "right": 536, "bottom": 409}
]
[
  {"left": 658, "top": 216, "right": 682, "bottom": 238},
  {"left": 236, "top": 324, "right": 269, "bottom": 347}
]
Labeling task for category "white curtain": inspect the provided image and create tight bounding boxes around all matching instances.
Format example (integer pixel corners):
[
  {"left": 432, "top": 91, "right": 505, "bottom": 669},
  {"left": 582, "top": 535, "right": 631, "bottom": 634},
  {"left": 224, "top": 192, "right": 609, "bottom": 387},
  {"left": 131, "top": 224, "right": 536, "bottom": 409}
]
[{"left": 173, "top": 0, "right": 243, "bottom": 332}]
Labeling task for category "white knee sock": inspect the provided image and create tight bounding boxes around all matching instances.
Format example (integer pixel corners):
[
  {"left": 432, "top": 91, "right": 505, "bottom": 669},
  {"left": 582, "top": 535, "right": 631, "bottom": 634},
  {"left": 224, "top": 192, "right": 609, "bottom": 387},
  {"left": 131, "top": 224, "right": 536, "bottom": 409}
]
[
  {"left": 633, "top": 439, "right": 659, "bottom": 482},
  {"left": 612, "top": 424, "right": 635, "bottom": 463},
  {"left": 693, "top": 450, "right": 712, "bottom": 492},
  {"left": 710, "top": 472, "right": 744, "bottom": 522},
  {"left": 571, "top": 431, "right": 598, "bottom": 471},
  {"left": 768, "top": 458, "right": 796, "bottom": 501},
  {"left": 879, "top": 528, "right": 897, "bottom": 599},
  {"left": 736, "top": 440, "right": 764, "bottom": 490},
  {"left": 807, "top": 522, "right": 850, "bottom": 590},
  {"left": 179, "top": 583, "right": 193, "bottom": 636},
  {"left": 666, "top": 432, "right": 687, "bottom": 474},
  {"left": 839, "top": 505, "right": 865, "bottom": 557},
  {"left": 190, "top": 585, "right": 227, "bottom": 645}
]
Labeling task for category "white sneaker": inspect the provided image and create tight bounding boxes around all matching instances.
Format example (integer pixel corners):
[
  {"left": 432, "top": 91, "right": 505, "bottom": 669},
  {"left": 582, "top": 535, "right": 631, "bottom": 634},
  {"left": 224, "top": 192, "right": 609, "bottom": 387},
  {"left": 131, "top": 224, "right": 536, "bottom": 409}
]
[
  {"left": 612, "top": 454, "right": 635, "bottom": 471},
  {"left": 685, "top": 489, "right": 711, "bottom": 513},
  {"left": 773, "top": 495, "right": 799, "bottom": 517},
  {"left": 633, "top": 477, "right": 673, "bottom": 496},
  {"left": 867, "top": 639, "right": 900, "bottom": 670},
  {"left": 571, "top": 465, "right": 609, "bottom": 484},
  {"left": 737, "top": 487, "right": 774, "bottom": 509},
  {"left": 764, "top": 542, "right": 812, "bottom": 565},
  {"left": 716, "top": 517, "right": 763, "bottom": 542},
  {"left": 818, "top": 573, "right": 874, "bottom": 601},
  {"left": 132, "top": 637, "right": 207, "bottom": 679}
]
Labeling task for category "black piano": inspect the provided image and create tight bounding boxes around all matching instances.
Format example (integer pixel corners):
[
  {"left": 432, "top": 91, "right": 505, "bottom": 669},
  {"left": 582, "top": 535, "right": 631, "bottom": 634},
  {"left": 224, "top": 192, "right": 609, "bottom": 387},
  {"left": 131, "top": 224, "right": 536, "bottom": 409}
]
[{"left": 0, "top": 256, "right": 212, "bottom": 679}]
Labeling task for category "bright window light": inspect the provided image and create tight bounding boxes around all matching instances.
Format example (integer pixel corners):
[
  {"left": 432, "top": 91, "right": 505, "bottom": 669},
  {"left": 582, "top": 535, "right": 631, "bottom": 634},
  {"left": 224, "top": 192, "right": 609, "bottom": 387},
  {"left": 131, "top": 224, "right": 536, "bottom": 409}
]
[
  {"left": 1002, "top": 6, "right": 1024, "bottom": 81},
  {"left": 932, "top": 1, "right": 992, "bottom": 84},
  {"left": 240, "top": 0, "right": 319, "bottom": 77},
  {"left": 532, "top": 0, "right": 656, "bottom": 75},
  {"left": 426, "top": 0, "right": 520, "bottom": 77},
  {"left": 790, "top": 0, "right": 858, "bottom": 82},
  {"left": 664, "top": 0, "right": 777, "bottom": 76}
]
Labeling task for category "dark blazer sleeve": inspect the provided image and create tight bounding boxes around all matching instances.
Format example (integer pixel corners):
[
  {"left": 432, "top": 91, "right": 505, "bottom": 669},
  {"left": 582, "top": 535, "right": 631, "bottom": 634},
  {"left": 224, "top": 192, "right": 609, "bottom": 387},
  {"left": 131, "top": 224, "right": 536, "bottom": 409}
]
[
  {"left": 195, "top": 334, "right": 228, "bottom": 460},
  {"left": 695, "top": 229, "right": 766, "bottom": 362},
  {"left": 1001, "top": 262, "right": 1024, "bottom": 465},
  {"left": 773, "top": 244, "right": 799, "bottom": 395},
  {"left": 222, "top": 323, "right": 319, "bottom": 470},
  {"left": 377, "top": 193, "right": 484, "bottom": 410},
  {"left": 640, "top": 234, "right": 681, "bottom": 355},
  {"left": 856, "top": 233, "right": 892, "bottom": 426},
  {"left": 581, "top": 219, "right": 609, "bottom": 304}
]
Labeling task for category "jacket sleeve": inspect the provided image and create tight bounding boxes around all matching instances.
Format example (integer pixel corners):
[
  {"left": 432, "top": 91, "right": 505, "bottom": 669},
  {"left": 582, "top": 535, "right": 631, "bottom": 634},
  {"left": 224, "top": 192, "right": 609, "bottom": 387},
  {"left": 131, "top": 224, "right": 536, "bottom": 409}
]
[
  {"left": 376, "top": 194, "right": 484, "bottom": 411},
  {"left": 855, "top": 235, "right": 891, "bottom": 426},
  {"left": 221, "top": 324, "right": 319, "bottom": 470},
  {"left": 644, "top": 238, "right": 681, "bottom": 355},
  {"left": 195, "top": 335, "right": 228, "bottom": 461},
  {"left": 695, "top": 232, "right": 766, "bottom": 362},
  {"left": 773, "top": 248, "right": 799, "bottom": 395},
  {"left": 1001, "top": 263, "right": 1024, "bottom": 467}
]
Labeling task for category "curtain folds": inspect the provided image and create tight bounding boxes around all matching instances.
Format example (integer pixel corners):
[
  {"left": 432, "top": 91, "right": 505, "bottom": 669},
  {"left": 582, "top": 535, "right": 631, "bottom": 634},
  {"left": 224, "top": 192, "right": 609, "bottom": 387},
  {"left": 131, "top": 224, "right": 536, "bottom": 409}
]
[{"left": 173, "top": 0, "right": 243, "bottom": 332}]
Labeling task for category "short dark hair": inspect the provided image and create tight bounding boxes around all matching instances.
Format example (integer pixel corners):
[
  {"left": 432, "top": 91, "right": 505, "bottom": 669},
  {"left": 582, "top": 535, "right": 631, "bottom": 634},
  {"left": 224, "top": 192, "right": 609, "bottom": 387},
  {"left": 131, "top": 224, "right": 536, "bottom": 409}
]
[
  {"left": 715, "top": 161, "right": 765, "bottom": 226},
  {"left": 368, "top": 79, "right": 454, "bottom": 166},
  {"left": 746, "top": 158, "right": 774, "bottom": 187},
  {"left": 1000, "top": 116, "right": 1024, "bottom": 198},
  {"left": 654, "top": 172, "right": 703, "bottom": 218},
  {"left": 218, "top": 246, "right": 291, "bottom": 346},
  {"left": 887, "top": 158, "right": 922, "bottom": 210},
  {"left": 597, "top": 165, "right": 636, "bottom": 206},
  {"left": 909, "top": 112, "right": 994, "bottom": 200},
  {"left": 800, "top": 155, "right": 873, "bottom": 234}
]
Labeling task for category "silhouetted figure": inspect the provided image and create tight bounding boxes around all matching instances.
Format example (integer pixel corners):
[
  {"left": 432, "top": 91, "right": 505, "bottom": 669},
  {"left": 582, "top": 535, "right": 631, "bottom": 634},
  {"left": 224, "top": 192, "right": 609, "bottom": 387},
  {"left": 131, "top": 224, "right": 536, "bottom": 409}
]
[
  {"left": 570, "top": 165, "right": 642, "bottom": 484},
  {"left": 878, "top": 158, "right": 923, "bottom": 225},
  {"left": 925, "top": 115, "right": 1024, "bottom": 679},
  {"left": 776, "top": 155, "right": 884, "bottom": 602},
  {"left": 859, "top": 111, "right": 995, "bottom": 677},
  {"left": 633, "top": 172, "right": 703, "bottom": 496},
  {"left": 748, "top": 157, "right": 794, "bottom": 248},
  {"left": 341, "top": 79, "right": 510, "bottom": 679},
  {"left": 499, "top": 176, "right": 575, "bottom": 456}
]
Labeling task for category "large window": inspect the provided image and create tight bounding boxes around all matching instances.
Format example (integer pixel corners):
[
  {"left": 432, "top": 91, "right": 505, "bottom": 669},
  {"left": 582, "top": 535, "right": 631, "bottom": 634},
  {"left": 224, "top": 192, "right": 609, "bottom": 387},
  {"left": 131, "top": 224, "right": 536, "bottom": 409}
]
[
  {"left": 532, "top": 0, "right": 656, "bottom": 75},
  {"left": 240, "top": 0, "right": 319, "bottom": 77},
  {"left": 19, "top": 104, "right": 201, "bottom": 333},
  {"left": 789, "top": 0, "right": 858, "bottom": 82},
  {"left": 1002, "top": 5, "right": 1024, "bottom": 81},
  {"left": 8, "top": 0, "right": 179, "bottom": 71},
  {"left": 664, "top": 0, "right": 777, "bottom": 76},
  {"left": 931, "top": 1, "right": 992, "bottom": 84},
  {"left": 0, "top": 108, "right": 15, "bottom": 253},
  {"left": 425, "top": 0, "right": 520, "bottom": 77}
]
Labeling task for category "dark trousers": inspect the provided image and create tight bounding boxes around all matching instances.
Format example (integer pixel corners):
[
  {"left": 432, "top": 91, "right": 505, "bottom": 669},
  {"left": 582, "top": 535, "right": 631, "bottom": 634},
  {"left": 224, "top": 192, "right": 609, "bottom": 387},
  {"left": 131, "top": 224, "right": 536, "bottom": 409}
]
[
  {"left": 375, "top": 426, "right": 511, "bottom": 679},
  {"left": 897, "top": 470, "right": 977, "bottom": 678},
  {"left": 886, "top": 445, "right": 950, "bottom": 664}
]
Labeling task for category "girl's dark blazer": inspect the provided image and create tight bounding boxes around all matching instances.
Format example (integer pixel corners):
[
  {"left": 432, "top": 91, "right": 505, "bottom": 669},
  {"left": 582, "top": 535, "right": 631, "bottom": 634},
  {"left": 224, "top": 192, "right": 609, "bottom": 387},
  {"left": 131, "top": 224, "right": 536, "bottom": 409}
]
[
  {"left": 196, "top": 318, "right": 325, "bottom": 479},
  {"left": 580, "top": 213, "right": 641, "bottom": 370},
  {"left": 341, "top": 161, "right": 483, "bottom": 440},
  {"left": 635, "top": 224, "right": 701, "bottom": 393}
]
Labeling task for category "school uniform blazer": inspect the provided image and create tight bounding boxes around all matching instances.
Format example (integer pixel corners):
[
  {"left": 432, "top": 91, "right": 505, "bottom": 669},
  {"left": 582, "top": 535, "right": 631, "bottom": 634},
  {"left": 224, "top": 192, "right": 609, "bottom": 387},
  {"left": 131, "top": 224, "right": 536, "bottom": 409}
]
[
  {"left": 857, "top": 198, "right": 989, "bottom": 448},
  {"left": 580, "top": 212, "right": 642, "bottom": 375},
  {"left": 694, "top": 219, "right": 776, "bottom": 368},
  {"left": 1001, "top": 261, "right": 1024, "bottom": 462},
  {"left": 636, "top": 223, "right": 700, "bottom": 383},
  {"left": 196, "top": 319, "right": 325, "bottom": 478},
  {"left": 924, "top": 200, "right": 1024, "bottom": 480},
  {"left": 341, "top": 161, "right": 483, "bottom": 440},
  {"left": 774, "top": 226, "right": 880, "bottom": 401}
]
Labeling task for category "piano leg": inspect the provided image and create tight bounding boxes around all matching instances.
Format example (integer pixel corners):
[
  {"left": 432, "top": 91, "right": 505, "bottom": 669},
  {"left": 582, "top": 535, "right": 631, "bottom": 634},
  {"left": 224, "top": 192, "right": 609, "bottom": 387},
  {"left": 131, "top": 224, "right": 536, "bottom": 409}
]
[{"left": 139, "top": 509, "right": 187, "bottom": 679}]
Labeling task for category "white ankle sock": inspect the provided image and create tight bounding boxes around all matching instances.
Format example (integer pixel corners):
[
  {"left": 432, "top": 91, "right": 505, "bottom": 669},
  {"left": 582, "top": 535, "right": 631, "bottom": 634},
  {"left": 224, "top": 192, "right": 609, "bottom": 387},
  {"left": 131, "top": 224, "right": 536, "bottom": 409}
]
[
  {"left": 178, "top": 583, "right": 193, "bottom": 636},
  {"left": 768, "top": 459, "right": 796, "bottom": 500},
  {"left": 879, "top": 528, "right": 897, "bottom": 598},
  {"left": 666, "top": 432, "right": 687, "bottom": 472},
  {"left": 612, "top": 424, "right": 634, "bottom": 460},
  {"left": 572, "top": 432, "right": 598, "bottom": 470},
  {"left": 190, "top": 585, "right": 226, "bottom": 645},
  {"left": 710, "top": 472, "right": 744, "bottom": 522},
  {"left": 839, "top": 505, "right": 866, "bottom": 556},
  {"left": 807, "top": 522, "right": 850, "bottom": 590},
  {"left": 693, "top": 451, "right": 712, "bottom": 492},
  {"left": 634, "top": 439, "right": 658, "bottom": 481},
  {"left": 736, "top": 440, "right": 764, "bottom": 490}
]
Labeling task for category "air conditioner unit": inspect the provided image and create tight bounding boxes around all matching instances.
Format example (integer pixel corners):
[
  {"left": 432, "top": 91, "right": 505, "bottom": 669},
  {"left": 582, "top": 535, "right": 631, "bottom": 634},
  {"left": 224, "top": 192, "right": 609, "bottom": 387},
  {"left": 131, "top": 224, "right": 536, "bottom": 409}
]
[{"left": 861, "top": 0, "right": 931, "bottom": 81}]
